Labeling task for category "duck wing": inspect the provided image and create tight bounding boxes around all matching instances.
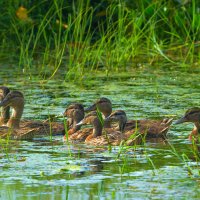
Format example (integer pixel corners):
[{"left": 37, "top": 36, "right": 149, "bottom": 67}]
[{"left": 124, "top": 118, "right": 173, "bottom": 137}]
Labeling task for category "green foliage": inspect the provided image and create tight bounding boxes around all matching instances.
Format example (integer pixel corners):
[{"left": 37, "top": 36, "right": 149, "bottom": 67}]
[{"left": 0, "top": 0, "right": 199, "bottom": 78}]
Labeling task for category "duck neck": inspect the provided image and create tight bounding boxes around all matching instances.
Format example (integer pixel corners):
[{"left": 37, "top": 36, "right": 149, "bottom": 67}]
[
  {"left": 102, "top": 108, "right": 112, "bottom": 118},
  {"left": 7, "top": 104, "right": 24, "bottom": 129},
  {"left": 118, "top": 120, "right": 126, "bottom": 133},
  {"left": 189, "top": 122, "right": 200, "bottom": 140},
  {"left": 0, "top": 106, "right": 10, "bottom": 125},
  {"left": 93, "top": 118, "right": 103, "bottom": 137},
  {"left": 102, "top": 110, "right": 112, "bottom": 128},
  {"left": 72, "top": 110, "right": 84, "bottom": 132}
]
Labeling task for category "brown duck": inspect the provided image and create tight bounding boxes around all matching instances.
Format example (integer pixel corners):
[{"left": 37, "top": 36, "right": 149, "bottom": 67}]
[
  {"left": 0, "top": 90, "right": 64, "bottom": 140},
  {"left": 85, "top": 97, "right": 173, "bottom": 138},
  {"left": 75, "top": 110, "right": 141, "bottom": 146},
  {"left": 62, "top": 103, "right": 89, "bottom": 141}
]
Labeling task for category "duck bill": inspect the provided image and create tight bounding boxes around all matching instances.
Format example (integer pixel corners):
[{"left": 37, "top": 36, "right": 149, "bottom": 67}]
[
  {"left": 174, "top": 116, "right": 187, "bottom": 124},
  {"left": 105, "top": 115, "right": 111, "bottom": 121},
  {"left": 76, "top": 120, "right": 84, "bottom": 126},
  {"left": 84, "top": 104, "right": 96, "bottom": 112},
  {"left": 105, "top": 114, "right": 118, "bottom": 122}
]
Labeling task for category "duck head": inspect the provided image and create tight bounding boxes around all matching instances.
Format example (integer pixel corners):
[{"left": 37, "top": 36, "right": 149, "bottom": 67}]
[
  {"left": 175, "top": 107, "right": 200, "bottom": 140},
  {"left": 105, "top": 110, "right": 127, "bottom": 132},
  {"left": 64, "top": 103, "right": 84, "bottom": 121},
  {"left": 76, "top": 111, "right": 103, "bottom": 137},
  {"left": 63, "top": 103, "right": 84, "bottom": 134},
  {"left": 0, "top": 86, "right": 10, "bottom": 100},
  {"left": 85, "top": 97, "right": 112, "bottom": 118},
  {"left": 175, "top": 107, "right": 200, "bottom": 125}
]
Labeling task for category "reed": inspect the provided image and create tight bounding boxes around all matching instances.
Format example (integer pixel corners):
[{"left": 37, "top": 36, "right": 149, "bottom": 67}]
[
  {"left": 0, "top": 0, "right": 199, "bottom": 78},
  {"left": 168, "top": 140, "right": 200, "bottom": 176}
]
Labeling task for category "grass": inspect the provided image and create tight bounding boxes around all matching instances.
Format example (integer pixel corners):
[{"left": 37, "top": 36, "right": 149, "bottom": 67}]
[
  {"left": 168, "top": 139, "right": 200, "bottom": 177},
  {"left": 0, "top": 134, "right": 11, "bottom": 160},
  {"left": 63, "top": 115, "right": 73, "bottom": 157},
  {"left": 0, "top": 0, "right": 199, "bottom": 79}
]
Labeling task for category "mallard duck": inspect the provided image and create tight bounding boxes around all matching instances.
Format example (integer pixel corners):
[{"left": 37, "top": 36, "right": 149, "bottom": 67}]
[
  {"left": 0, "top": 90, "right": 64, "bottom": 140},
  {"left": 0, "top": 86, "right": 10, "bottom": 125},
  {"left": 85, "top": 97, "right": 173, "bottom": 138},
  {"left": 63, "top": 103, "right": 95, "bottom": 142},
  {"left": 63, "top": 103, "right": 85, "bottom": 135},
  {"left": 75, "top": 111, "right": 140, "bottom": 146},
  {"left": 62, "top": 103, "right": 90, "bottom": 142},
  {"left": 85, "top": 97, "right": 112, "bottom": 128},
  {"left": 106, "top": 110, "right": 173, "bottom": 140},
  {"left": 175, "top": 107, "right": 200, "bottom": 141}
]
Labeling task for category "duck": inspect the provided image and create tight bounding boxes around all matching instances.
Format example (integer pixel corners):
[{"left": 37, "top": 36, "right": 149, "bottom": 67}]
[
  {"left": 63, "top": 103, "right": 117, "bottom": 143},
  {"left": 0, "top": 90, "right": 64, "bottom": 140},
  {"left": 63, "top": 103, "right": 84, "bottom": 133},
  {"left": 75, "top": 110, "right": 141, "bottom": 146},
  {"left": 0, "top": 86, "right": 10, "bottom": 125},
  {"left": 85, "top": 97, "right": 173, "bottom": 138},
  {"left": 63, "top": 103, "right": 96, "bottom": 142},
  {"left": 105, "top": 110, "right": 172, "bottom": 141},
  {"left": 85, "top": 97, "right": 112, "bottom": 128},
  {"left": 62, "top": 103, "right": 87, "bottom": 141},
  {"left": 175, "top": 107, "right": 200, "bottom": 141}
]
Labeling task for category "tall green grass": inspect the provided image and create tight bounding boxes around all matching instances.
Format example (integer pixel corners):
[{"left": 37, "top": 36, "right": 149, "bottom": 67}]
[{"left": 0, "top": 0, "right": 199, "bottom": 79}]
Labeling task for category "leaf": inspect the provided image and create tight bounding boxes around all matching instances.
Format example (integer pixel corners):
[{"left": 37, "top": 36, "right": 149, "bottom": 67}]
[
  {"left": 16, "top": 6, "right": 28, "bottom": 20},
  {"left": 59, "top": 164, "right": 83, "bottom": 172}
]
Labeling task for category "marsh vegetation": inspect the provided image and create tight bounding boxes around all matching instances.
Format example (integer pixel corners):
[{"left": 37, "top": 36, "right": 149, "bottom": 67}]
[
  {"left": 0, "top": 0, "right": 199, "bottom": 78},
  {"left": 0, "top": 1, "right": 200, "bottom": 199}
]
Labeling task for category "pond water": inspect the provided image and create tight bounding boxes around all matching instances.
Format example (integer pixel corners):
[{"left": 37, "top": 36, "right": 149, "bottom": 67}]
[{"left": 0, "top": 65, "right": 200, "bottom": 199}]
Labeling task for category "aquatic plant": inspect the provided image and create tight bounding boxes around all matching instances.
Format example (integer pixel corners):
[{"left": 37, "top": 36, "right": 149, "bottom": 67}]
[
  {"left": 168, "top": 139, "right": 200, "bottom": 177},
  {"left": 0, "top": 0, "right": 199, "bottom": 78}
]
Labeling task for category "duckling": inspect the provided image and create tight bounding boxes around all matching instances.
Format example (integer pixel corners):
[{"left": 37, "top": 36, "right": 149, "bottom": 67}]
[
  {"left": 62, "top": 103, "right": 89, "bottom": 141},
  {"left": 0, "top": 86, "right": 10, "bottom": 125},
  {"left": 0, "top": 90, "right": 64, "bottom": 140},
  {"left": 63, "top": 104, "right": 116, "bottom": 142},
  {"left": 63, "top": 103, "right": 85, "bottom": 135},
  {"left": 76, "top": 111, "right": 140, "bottom": 146},
  {"left": 175, "top": 107, "right": 200, "bottom": 141},
  {"left": 0, "top": 91, "right": 40, "bottom": 140},
  {"left": 0, "top": 87, "right": 64, "bottom": 134},
  {"left": 85, "top": 98, "right": 112, "bottom": 118},
  {"left": 105, "top": 110, "right": 127, "bottom": 132},
  {"left": 106, "top": 110, "right": 172, "bottom": 140},
  {"left": 85, "top": 97, "right": 173, "bottom": 137},
  {"left": 85, "top": 97, "right": 112, "bottom": 128}
]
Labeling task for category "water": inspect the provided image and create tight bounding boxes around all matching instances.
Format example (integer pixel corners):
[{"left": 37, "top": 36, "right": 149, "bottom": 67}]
[{"left": 0, "top": 66, "right": 200, "bottom": 199}]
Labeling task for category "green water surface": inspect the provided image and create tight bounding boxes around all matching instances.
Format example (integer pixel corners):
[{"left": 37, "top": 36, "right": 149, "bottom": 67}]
[{"left": 0, "top": 66, "right": 200, "bottom": 200}]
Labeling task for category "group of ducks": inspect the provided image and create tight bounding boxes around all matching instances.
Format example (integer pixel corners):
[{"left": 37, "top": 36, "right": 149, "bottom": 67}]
[{"left": 0, "top": 86, "right": 200, "bottom": 145}]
